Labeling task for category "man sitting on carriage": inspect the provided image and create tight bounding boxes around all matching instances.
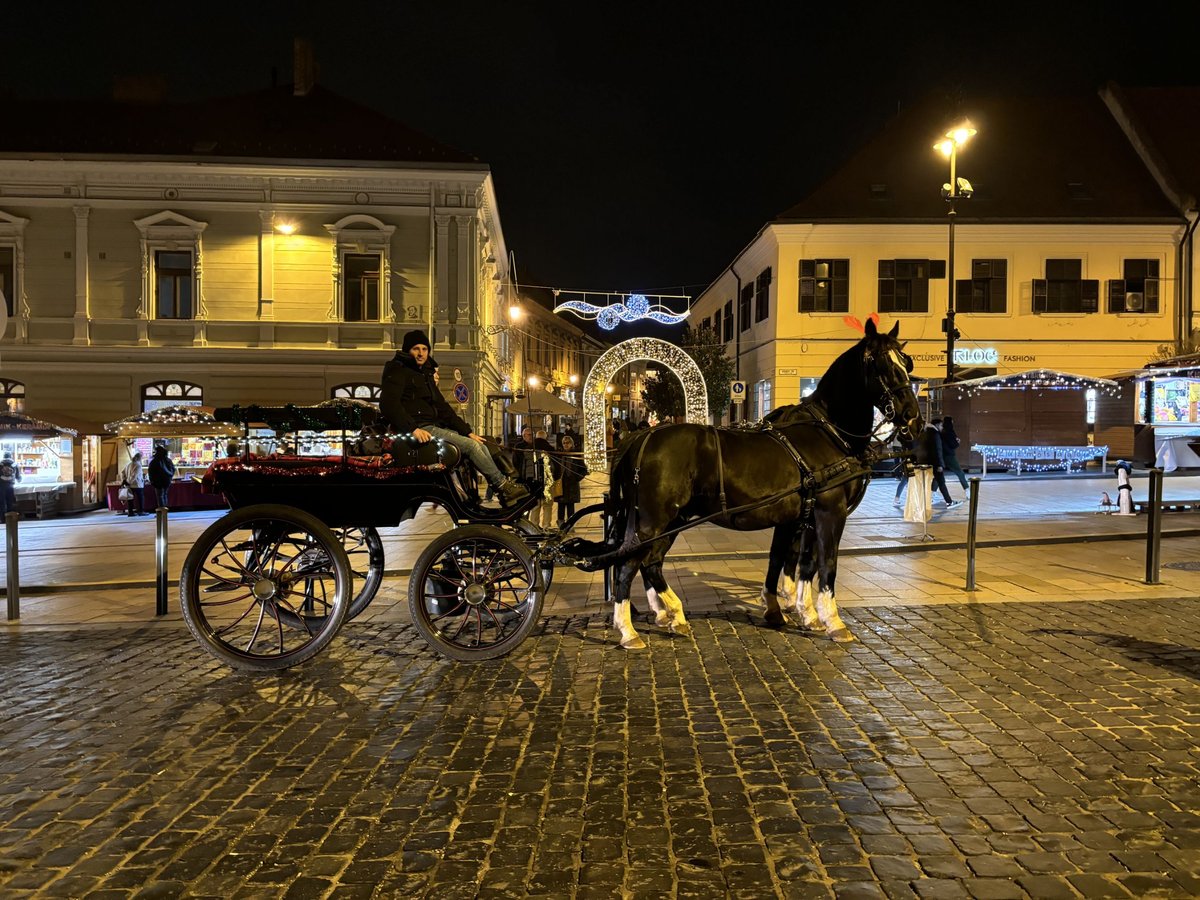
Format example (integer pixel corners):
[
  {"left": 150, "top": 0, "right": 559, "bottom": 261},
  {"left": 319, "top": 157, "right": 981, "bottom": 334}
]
[{"left": 381, "top": 330, "right": 530, "bottom": 507}]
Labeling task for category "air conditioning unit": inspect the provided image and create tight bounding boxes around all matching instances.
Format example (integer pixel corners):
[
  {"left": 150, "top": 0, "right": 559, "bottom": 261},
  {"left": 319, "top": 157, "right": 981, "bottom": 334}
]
[{"left": 1125, "top": 292, "right": 1145, "bottom": 312}]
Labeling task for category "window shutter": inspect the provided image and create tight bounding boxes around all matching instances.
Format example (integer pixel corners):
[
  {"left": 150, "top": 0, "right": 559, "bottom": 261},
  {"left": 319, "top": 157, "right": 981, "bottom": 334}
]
[
  {"left": 955, "top": 279, "right": 972, "bottom": 311},
  {"left": 879, "top": 278, "right": 894, "bottom": 311},
  {"left": 1145, "top": 278, "right": 1160, "bottom": 313},
  {"left": 1107, "top": 279, "right": 1125, "bottom": 314},
  {"left": 929, "top": 259, "right": 946, "bottom": 279},
  {"left": 1081, "top": 280, "right": 1099, "bottom": 313},
  {"left": 1033, "top": 279, "right": 1047, "bottom": 313}
]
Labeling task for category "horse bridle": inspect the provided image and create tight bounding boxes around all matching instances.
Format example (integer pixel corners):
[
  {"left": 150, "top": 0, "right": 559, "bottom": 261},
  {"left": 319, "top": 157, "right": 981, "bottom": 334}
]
[{"left": 864, "top": 346, "right": 918, "bottom": 439}]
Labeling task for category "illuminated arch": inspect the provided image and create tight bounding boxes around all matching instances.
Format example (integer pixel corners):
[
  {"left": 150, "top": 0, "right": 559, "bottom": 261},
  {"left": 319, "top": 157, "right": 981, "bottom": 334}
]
[{"left": 583, "top": 337, "right": 708, "bottom": 473}]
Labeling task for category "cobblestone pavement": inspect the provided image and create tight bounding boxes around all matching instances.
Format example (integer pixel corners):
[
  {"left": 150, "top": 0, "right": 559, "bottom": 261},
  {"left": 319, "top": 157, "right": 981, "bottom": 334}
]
[{"left": 3, "top": 596, "right": 1200, "bottom": 898}]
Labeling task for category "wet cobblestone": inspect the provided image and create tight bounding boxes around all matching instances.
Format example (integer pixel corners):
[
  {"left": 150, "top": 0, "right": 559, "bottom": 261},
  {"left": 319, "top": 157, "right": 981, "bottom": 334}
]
[{"left": 1, "top": 598, "right": 1199, "bottom": 897}]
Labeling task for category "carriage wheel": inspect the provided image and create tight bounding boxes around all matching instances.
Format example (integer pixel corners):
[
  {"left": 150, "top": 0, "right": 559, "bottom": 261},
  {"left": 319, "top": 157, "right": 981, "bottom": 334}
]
[
  {"left": 408, "top": 524, "right": 544, "bottom": 661},
  {"left": 180, "top": 504, "right": 352, "bottom": 670},
  {"left": 334, "top": 526, "right": 385, "bottom": 621}
]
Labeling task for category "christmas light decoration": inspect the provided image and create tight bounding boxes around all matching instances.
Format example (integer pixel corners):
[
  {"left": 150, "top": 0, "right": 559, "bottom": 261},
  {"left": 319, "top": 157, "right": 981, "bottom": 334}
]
[
  {"left": 105, "top": 405, "right": 242, "bottom": 438},
  {"left": 948, "top": 369, "right": 1119, "bottom": 398},
  {"left": 582, "top": 337, "right": 708, "bottom": 472},
  {"left": 971, "top": 444, "right": 1109, "bottom": 475},
  {"left": 554, "top": 293, "right": 690, "bottom": 330}
]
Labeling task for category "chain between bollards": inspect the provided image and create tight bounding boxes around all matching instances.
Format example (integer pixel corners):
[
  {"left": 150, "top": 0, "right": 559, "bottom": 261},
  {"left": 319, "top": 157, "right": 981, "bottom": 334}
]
[
  {"left": 5, "top": 511, "right": 18, "bottom": 620},
  {"left": 1144, "top": 467, "right": 1163, "bottom": 585},
  {"left": 965, "top": 476, "right": 981, "bottom": 591},
  {"left": 155, "top": 506, "right": 169, "bottom": 616}
]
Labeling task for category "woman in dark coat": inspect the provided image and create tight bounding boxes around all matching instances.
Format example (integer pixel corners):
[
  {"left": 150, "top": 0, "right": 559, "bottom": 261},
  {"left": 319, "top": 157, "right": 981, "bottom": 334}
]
[
  {"left": 553, "top": 434, "right": 587, "bottom": 524},
  {"left": 940, "top": 416, "right": 969, "bottom": 491}
]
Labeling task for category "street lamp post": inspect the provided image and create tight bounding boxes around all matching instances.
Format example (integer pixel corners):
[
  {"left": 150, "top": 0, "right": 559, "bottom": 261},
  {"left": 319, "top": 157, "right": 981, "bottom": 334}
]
[{"left": 934, "top": 122, "right": 976, "bottom": 384}]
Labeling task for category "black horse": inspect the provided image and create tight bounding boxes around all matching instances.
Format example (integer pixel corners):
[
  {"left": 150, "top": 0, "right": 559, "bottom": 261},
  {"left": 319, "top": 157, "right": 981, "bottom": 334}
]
[{"left": 570, "top": 320, "right": 923, "bottom": 649}]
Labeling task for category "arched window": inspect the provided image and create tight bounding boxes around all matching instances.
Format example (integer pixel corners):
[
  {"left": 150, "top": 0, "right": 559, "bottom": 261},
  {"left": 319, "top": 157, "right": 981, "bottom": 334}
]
[
  {"left": 142, "top": 380, "right": 203, "bottom": 412},
  {"left": 331, "top": 383, "right": 381, "bottom": 404},
  {"left": 324, "top": 215, "right": 395, "bottom": 323},
  {"left": 1, "top": 377, "right": 25, "bottom": 413}
]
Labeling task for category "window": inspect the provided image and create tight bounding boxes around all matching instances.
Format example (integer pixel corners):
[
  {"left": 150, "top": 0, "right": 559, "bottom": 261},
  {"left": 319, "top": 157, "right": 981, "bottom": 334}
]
[
  {"left": 722, "top": 300, "right": 733, "bottom": 342},
  {"left": 711, "top": 309, "right": 721, "bottom": 339},
  {"left": 799, "top": 259, "right": 849, "bottom": 312},
  {"left": 754, "top": 379, "right": 772, "bottom": 419},
  {"left": 1033, "top": 259, "right": 1098, "bottom": 313},
  {"left": 1107, "top": 259, "right": 1160, "bottom": 313},
  {"left": 155, "top": 251, "right": 194, "bottom": 319},
  {"left": 738, "top": 284, "right": 752, "bottom": 333},
  {"left": 0, "top": 246, "right": 15, "bottom": 317},
  {"left": 332, "top": 383, "right": 382, "bottom": 403},
  {"left": 142, "top": 380, "right": 203, "bottom": 412},
  {"left": 1, "top": 378, "right": 25, "bottom": 412},
  {"left": 701, "top": 316, "right": 711, "bottom": 333},
  {"left": 325, "top": 215, "right": 396, "bottom": 322},
  {"left": 958, "top": 259, "right": 1007, "bottom": 313},
  {"left": 879, "top": 259, "right": 941, "bottom": 313},
  {"left": 755, "top": 267, "right": 772, "bottom": 322},
  {"left": 342, "top": 253, "right": 381, "bottom": 322},
  {"left": 134, "top": 211, "right": 208, "bottom": 320}
]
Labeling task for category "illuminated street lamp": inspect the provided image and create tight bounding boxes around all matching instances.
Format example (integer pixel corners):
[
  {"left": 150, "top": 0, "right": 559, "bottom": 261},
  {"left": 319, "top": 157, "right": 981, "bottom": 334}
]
[{"left": 934, "top": 121, "right": 976, "bottom": 383}]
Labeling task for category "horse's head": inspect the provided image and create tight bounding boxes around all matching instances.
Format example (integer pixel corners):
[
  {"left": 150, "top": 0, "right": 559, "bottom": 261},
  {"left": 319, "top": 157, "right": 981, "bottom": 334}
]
[{"left": 862, "top": 319, "right": 923, "bottom": 439}]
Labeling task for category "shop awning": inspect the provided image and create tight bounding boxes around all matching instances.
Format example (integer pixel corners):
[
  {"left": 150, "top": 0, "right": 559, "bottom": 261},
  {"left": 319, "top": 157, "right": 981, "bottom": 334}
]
[
  {"left": 21, "top": 410, "right": 106, "bottom": 435},
  {"left": 945, "top": 369, "right": 1119, "bottom": 395},
  {"left": 105, "top": 405, "right": 243, "bottom": 438},
  {"left": 494, "top": 388, "right": 578, "bottom": 417},
  {"left": 0, "top": 411, "right": 79, "bottom": 438}
]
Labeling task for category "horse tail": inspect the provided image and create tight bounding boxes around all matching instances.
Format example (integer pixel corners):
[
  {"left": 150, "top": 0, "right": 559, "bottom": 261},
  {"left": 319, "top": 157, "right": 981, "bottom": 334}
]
[{"left": 562, "top": 429, "right": 652, "bottom": 572}]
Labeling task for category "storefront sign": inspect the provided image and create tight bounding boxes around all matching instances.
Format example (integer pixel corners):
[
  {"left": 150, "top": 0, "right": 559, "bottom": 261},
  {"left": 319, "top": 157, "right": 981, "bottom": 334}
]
[{"left": 953, "top": 347, "right": 999, "bottom": 365}]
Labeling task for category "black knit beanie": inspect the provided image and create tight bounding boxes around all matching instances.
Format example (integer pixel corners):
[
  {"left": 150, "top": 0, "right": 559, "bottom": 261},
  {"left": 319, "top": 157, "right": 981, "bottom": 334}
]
[{"left": 402, "top": 330, "right": 431, "bottom": 353}]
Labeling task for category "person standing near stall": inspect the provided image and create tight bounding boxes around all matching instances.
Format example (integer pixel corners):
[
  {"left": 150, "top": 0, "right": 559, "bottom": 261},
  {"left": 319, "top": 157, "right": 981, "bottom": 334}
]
[
  {"left": 553, "top": 434, "right": 586, "bottom": 524},
  {"left": 147, "top": 443, "right": 176, "bottom": 510},
  {"left": 121, "top": 451, "right": 147, "bottom": 517}
]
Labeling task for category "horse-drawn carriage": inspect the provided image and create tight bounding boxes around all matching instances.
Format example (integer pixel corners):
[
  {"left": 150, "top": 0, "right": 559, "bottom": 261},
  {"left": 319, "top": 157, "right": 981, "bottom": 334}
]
[
  {"left": 180, "top": 321, "right": 923, "bottom": 670},
  {"left": 179, "top": 401, "right": 560, "bottom": 669}
]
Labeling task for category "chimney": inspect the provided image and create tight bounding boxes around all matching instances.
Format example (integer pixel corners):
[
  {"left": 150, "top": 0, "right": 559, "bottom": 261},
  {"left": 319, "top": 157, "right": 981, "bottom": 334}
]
[{"left": 294, "top": 37, "right": 316, "bottom": 97}]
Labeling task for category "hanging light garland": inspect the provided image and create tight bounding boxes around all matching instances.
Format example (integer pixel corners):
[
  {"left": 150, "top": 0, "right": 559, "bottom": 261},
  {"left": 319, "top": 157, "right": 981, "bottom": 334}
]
[
  {"left": 949, "top": 369, "right": 1120, "bottom": 398},
  {"left": 105, "top": 405, "right": 241, "bottom": 438},
  {"left": 553, "top": 292, "right": 690, "bottom": 330},
  {"left": 971, "top": 444, "right": 1109, "bottom": 473}
]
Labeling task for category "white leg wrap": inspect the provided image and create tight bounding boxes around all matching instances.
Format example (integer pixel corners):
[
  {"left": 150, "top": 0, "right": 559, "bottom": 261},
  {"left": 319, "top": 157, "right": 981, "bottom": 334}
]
[
  {"left": 779, "top": 572, "right": 798, "bottom": 607},
  {"left": 816, "top": 588, "right": 854, "bottom": 642},
  {"left": 661, "top": 588, "right": 691, "bottom": 636},
  {"left": 797, "top": 579, "right": 823, "bottom": 632},
  {"left": 646, "top": 588, "right": 670, "bottom": 627},
  {"left": 614, "top": 600, "right": 646, "bottom": 649}
]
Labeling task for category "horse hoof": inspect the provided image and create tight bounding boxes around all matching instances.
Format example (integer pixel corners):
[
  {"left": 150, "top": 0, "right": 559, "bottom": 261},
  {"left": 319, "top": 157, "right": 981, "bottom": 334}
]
[
  {"left": 670, "top": 621, "right": 692, "bottom": 636},
  {"left": 828, "top": 628, "right": 856, "bottom": 643},
  {"left": 799, "top": 620, "right": 826, "bottom": 634},
  {"left": 654, "top": 612, "right": 671, "bottom": 627},
  {"left": 764, "top": 611, "right": 785, "bottom": 628},
  {"left": 620, "top": 637, "right": 647, "bottom": 650}
]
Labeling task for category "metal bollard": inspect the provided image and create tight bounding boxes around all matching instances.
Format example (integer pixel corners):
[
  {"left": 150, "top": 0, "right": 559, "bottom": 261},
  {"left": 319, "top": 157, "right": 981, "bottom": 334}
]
[
  {"left": 1145, "top": 467, "right": 1163, "bottom": 585},
  {"left": 965, "top": 476, "right": 981, "bottom": 590},
  {"left": 155, "top": 507, "right": 169, "bottom": 615},
  {"left": 601, "top": 491, "right": 612, "bottom": 603},
  {"left": 5, "top": 511, "right": 18, "bottom": 620}
]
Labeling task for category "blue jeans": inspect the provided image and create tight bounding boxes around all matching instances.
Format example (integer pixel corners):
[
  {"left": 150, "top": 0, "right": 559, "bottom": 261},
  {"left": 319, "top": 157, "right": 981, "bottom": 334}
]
[{"left": 422, "top": 426, "right": 504, "bottom": 486}]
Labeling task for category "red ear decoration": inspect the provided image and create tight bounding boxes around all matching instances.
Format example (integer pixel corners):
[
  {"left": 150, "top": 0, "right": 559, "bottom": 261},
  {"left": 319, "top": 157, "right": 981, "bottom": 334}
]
[{"left": 843, "top": 315, "right": 864, "bottom": 333}]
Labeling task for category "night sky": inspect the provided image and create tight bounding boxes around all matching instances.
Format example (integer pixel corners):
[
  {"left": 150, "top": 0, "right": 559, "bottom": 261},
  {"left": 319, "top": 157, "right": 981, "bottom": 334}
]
[{"left": 4, "top": 3, "right": 1198, "bottom": 301}]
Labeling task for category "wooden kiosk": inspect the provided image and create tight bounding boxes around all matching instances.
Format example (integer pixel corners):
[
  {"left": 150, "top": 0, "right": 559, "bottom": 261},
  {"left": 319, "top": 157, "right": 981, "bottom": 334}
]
[
  {"left": 1096, "top": 353, "right": 1200, "bottom": 470},
  {"left": 941, "top": 369, "right": 1118, "bottom": 475}
]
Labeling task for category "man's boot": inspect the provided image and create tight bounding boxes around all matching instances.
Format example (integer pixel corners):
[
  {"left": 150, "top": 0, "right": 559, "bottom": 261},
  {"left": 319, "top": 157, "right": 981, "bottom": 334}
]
[{"left": 496, "top": 478, "right": 530, "bottom": 506}]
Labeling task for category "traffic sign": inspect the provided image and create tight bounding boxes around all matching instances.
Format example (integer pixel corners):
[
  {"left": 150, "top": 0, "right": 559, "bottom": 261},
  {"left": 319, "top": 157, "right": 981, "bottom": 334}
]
[
  {"left": 452, "top": 382, "right": 470, "bottom": 404},
  {"left": 730, "top": 380, "right": 746, "bottom": 402},
  {"left": 452, "top": 368, "right": 463, "bottom": 383}
]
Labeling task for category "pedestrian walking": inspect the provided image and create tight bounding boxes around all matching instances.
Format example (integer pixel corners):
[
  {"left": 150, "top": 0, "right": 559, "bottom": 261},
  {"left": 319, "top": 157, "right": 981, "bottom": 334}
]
[
  {"left": 941, "top": 415, "right": 969, "bottom": 491},
  {"left": 121, "top": 452, "right": 147, "bottom": 516},
  {"left": 0, "top": 451, "right": 21, "bottom": 517},
  {"left": 922, "top": 420, "right": 960, "bottom": 508},
  {"left": 553, "top": 434, "right": 587, "bottom": 524},
  {"left": 147, "top": 443, "right": 176, "bottom": 510}
]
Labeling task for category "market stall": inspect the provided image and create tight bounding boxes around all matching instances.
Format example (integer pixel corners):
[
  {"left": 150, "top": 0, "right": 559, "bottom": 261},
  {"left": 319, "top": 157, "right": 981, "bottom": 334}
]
[
  {"left": 1097, "top": 353, "right": 1200, "bottom": 471},
  {"left": 0, "top": 412, "right": 79, "bottom": 516},
  {"left": 104, "top": 406, "right": 243, "bottom": 511},
  {"left": 942, "top": 369, "right": 1118, "bottom": 475}
]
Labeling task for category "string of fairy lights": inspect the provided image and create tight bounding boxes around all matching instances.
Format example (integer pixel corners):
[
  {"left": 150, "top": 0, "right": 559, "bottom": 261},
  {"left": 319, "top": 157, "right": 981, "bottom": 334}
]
[{"left": 970, "top": 444, "right": 1110, "bottom": 473}]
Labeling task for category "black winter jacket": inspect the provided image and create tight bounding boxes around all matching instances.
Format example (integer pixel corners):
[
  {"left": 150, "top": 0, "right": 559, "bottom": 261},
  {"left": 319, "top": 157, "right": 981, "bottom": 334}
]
[
  {"left": 379, "top": 353, "right": 472, "bottom": 435},
  {"left": 147, "top": 451, "right": 176, "bottom": 488}
]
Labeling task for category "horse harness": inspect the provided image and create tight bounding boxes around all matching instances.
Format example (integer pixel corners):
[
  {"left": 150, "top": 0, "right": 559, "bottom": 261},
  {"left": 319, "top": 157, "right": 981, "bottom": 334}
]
[{"left": 628, "top": 408, "right": 875, "bottom": 528}]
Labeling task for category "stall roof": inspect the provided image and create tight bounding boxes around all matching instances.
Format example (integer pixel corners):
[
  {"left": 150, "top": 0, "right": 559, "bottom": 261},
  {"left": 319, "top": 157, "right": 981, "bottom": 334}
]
[
  {"left": 20, "top": 409, "right": 104, "bottom": 434},
  {"left": 945, "top": 369, "right": 1119, "bottom": 394},
  {"left": 0, "top": 411, "right": 79, "bottom": 437},
  {"left": 493, "top": 388, "right": 579, "bottom": 417},
  {"left": 105, "top": 405, "right": 243, "bottom": 438}
]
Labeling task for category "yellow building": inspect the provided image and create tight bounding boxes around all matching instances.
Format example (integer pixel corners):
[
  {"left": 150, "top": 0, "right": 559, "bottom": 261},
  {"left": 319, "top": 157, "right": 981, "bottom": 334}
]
[
  {"left": 0, "top": 81, "right": 549, "bottom": 510},
  {"left": 692, "top": 87, "right": 1200, "bottom": 422}
]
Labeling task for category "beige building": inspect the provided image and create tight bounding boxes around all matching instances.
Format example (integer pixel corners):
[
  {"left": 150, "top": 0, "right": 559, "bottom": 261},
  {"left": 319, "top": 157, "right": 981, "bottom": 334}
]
[
  {"left": 692, "top": 86, "right": 1200, "bottom": 423},
  {"left": 0, "top": 81, "right": 590, "bottom": 510}
]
